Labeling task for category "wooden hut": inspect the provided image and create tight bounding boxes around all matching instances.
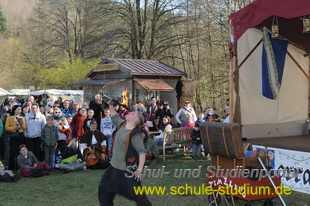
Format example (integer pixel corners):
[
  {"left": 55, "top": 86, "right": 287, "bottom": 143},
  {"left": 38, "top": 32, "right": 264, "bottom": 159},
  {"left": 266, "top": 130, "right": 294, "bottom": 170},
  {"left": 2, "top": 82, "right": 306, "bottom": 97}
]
[{"left": 70, "top": 58, "right": 193, "bottom": 111}]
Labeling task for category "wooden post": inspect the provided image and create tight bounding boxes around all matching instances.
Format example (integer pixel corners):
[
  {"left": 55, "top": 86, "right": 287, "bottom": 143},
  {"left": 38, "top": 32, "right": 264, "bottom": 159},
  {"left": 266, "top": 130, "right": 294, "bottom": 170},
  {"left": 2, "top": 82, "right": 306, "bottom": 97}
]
[
  {"left": 83, "top": 85, "right": 86, "bottom": 102},
  {"left": 99, "top": 90, "right": 103, "bottom": 119},
  {"left": 132, "top": 79, "right": 135, "bottom": 106},
  {"left": 229, "top": 44, "right": 236, "bottom": 123},
  {"left": 308, "top": 59, "right": 310, "bottom": 134}
]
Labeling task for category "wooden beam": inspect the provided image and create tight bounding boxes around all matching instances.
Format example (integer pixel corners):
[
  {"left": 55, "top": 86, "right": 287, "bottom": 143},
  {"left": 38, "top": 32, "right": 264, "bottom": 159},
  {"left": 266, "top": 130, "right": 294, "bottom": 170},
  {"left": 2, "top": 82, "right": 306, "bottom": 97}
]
[
  {"left": 287, "top": 50, "right": 310, "bottom": 80},
  {"left": 234, "top": 38, "right": 263, "bottom": 75}
]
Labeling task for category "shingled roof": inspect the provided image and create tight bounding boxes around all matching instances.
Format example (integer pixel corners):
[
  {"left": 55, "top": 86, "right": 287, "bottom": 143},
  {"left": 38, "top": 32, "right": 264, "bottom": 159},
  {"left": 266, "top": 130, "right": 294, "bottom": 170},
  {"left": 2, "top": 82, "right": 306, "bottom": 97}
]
[{"left": 88, "top": 58, "right": 187, "bottom": 77}]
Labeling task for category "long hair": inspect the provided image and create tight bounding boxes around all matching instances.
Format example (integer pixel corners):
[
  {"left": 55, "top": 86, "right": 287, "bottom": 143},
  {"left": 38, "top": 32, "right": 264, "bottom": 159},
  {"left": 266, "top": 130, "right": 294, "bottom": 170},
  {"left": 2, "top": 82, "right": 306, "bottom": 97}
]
[{"left": 11, "top": 105, "right": 20, "bottom": 116}]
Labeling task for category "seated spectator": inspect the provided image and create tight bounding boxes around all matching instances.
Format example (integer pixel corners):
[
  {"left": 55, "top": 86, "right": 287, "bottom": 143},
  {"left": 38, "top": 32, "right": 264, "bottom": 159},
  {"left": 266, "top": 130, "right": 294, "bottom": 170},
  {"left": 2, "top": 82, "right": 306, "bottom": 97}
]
[
  {"left": 153, "top": 116, "right": 173, "bottom": 144},
  {"left": 0, "top": 160, "right": 20, "bottom": 182},
  {"left": 59, "top": 138, "right": 86, "bottom": 172},
  {"left": 80, "top": 120, "right": 108, "bottom": 169},
  {"left": 17, "top": 144, "right": 51, "bottom": 177},
  {"left": 141, "top": 129, "right": 159, "bottom": 164}
]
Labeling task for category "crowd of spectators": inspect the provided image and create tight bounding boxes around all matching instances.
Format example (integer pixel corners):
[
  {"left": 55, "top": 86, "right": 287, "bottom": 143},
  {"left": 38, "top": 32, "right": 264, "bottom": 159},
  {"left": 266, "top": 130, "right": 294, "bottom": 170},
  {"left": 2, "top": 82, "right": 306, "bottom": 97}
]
[{"left": 0, "top": 94, "right": 229, "bottom": 180}]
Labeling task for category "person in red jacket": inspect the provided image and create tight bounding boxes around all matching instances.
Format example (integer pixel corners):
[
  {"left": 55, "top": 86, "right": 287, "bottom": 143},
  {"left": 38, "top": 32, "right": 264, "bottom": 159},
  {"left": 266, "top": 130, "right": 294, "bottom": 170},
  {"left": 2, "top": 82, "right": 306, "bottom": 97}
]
[{"left": 71, "top": 108, "right": 87, "bottom": 140}]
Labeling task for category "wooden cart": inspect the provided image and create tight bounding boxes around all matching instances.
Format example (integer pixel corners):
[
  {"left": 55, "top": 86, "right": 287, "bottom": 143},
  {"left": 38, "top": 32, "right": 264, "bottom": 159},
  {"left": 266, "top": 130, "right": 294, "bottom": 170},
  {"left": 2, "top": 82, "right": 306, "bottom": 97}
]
[{"left": 200, "top": 122, "right": 281, "bottom": 206}]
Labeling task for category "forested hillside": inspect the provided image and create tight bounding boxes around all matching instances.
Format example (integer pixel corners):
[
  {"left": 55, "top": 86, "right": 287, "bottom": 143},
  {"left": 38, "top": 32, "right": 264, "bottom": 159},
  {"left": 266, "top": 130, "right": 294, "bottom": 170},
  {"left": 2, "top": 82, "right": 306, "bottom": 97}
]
[{"left": 0, "top": 0, "right": 253, "bottom": 112}]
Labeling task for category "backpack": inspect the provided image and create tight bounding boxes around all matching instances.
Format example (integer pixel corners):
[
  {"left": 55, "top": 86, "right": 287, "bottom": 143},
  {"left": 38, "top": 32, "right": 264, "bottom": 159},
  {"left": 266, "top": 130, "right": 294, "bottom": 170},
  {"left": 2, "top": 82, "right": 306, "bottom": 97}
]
[{"left": 30, "top": 169, "right": 44, "bottom": 178}]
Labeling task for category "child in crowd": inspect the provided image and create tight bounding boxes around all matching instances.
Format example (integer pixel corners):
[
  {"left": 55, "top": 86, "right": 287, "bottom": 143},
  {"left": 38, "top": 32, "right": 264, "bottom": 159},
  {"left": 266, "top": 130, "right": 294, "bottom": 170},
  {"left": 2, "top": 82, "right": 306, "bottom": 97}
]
[
  {"left": 59, "top": 138, "right": 86, "bottom": 172},
  {"left": 41, "top": 116, "right": 59, "bottom": 167},
  {"left": 196, "top": 113, "right": 205, "bottom": 123},
  {"left": 184, "top": 115, "right": 195, "bottom": 128},
  {"left": 100, "top": 108, "right": 116, "bottom": 155},
  {"left": 83, "top": 109, "right": 95, "bottom": 132},
  {"left": 206, "top": 111, "right": 219, "bottom": 122},
  {"left": 191, "top": 123, "right": 202, "bottom": 160}
]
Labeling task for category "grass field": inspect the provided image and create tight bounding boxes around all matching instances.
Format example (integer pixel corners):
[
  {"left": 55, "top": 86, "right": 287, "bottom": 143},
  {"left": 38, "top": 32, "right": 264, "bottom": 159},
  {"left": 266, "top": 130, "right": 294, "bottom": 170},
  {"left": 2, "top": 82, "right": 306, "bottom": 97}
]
[{"left": 0, "top": 156, "right": 310, "bottom": 206}]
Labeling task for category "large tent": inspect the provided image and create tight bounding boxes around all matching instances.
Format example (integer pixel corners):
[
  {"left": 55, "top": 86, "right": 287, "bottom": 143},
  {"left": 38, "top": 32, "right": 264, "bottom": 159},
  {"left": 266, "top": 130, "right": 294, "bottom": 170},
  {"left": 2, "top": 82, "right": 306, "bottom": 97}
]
[
  {"left": 0, "top": 88, "right": 12, "bottom": 96},
  {"left": 229, "top": 0, "right": 310, "bottom": 138},
  {"left": 30, "top": 89, "right": 84, "bottom": 105}
]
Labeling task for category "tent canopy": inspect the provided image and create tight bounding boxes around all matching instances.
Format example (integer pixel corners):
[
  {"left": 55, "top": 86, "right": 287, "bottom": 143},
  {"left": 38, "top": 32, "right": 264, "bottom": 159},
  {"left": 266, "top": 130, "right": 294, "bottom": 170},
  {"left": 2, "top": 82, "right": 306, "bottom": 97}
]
[
  {"left": 229, "top": 0, "right": 310, "bottom": 138},
  {"left": 30, "top": 89, "right": 83, "bottom": 96},
  {"left": 0, "top": 88, "right": 12, "bottom": 96},
  {"left": 229, "top": 0, "right": 310, "bottom": 50}
]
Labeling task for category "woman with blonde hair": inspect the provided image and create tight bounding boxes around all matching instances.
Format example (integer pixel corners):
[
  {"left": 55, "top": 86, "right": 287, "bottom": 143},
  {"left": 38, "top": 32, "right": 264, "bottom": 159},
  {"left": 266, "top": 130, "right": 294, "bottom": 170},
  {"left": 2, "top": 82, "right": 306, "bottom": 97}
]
[{"left": 52, "top": 108, "right": 69, "bottom": 154}]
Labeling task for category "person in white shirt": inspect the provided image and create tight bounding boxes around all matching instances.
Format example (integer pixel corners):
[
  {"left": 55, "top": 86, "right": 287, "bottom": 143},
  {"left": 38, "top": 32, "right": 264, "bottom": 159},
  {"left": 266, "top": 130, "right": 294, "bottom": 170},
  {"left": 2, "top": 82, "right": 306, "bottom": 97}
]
[
  {"left": 24, "top": 103, "right": 46, "bottom": 160},
  {"left": 100, "top": 108, "right": 116, "bottom": 155}
]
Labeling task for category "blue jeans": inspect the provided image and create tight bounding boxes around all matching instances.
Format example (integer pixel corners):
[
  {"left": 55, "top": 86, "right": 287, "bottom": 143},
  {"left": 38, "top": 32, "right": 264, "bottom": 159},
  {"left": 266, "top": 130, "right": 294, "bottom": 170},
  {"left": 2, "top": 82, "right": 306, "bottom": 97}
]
[
  {"left": 192, "top": 144, "right": 202, "bottom": 159},
  {"left": 44, "top": 146, "right": 56, "bottom": 167},
  {"left": 106, "top": 135, "right": 112, "bottom": 155}
]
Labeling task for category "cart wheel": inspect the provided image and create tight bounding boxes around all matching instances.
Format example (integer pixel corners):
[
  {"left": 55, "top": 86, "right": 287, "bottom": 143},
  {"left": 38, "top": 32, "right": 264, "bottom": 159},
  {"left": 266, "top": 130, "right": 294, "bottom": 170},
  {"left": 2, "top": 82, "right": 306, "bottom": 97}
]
[
  {"left": 264, "top": 198, "right": 278, "bottom": 206},
  {"left": 245, "top": 200, "right": 256, "bottom": 206},
  {"left": 208, "top": 193, "right": 221, "bottom": 206},
  {"left": 225, "top": 194, "right": 239, "bottom": 203}
]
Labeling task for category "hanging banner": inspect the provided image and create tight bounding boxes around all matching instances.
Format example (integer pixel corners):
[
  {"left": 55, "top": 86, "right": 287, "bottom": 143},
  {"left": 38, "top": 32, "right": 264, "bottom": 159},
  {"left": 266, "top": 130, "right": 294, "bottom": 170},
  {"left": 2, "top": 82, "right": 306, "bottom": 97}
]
[
  {"left": 253, "top": 145, "right": 310, "bottom": 194},
  {"left": 262, "top": 27, "right": 288, "bottom": 99}
]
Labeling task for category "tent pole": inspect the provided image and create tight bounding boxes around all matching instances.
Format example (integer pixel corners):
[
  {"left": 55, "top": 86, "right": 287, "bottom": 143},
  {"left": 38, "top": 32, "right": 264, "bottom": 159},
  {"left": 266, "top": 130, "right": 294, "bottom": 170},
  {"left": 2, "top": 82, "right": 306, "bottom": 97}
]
[
  {"left": 231, "top": 42, "right": 241, "bottom": 124},
  {"left": 229, "top": 48, "right": 235, "bottom": 123},
  {"left": 308, "top": 59, "right": 310, "bottom": 134},
  {"left": 230, "top": 42, "right": 237, "bottom": 123}
]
